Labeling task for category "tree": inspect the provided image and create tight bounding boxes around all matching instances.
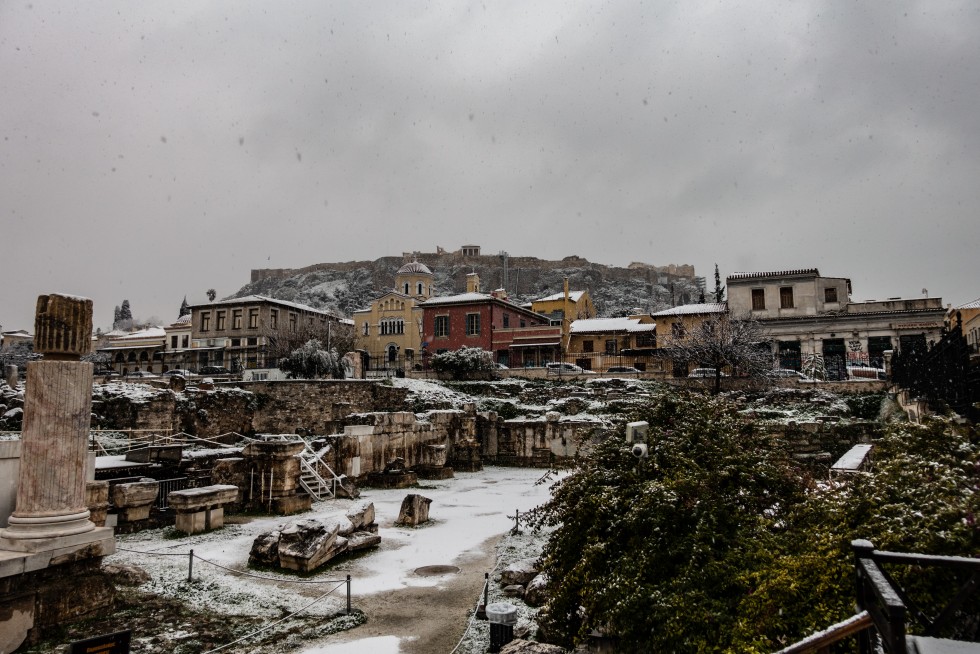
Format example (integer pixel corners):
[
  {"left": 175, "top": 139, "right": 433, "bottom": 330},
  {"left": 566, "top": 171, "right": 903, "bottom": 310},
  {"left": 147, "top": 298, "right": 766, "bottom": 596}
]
[
  {"left": 206, "top": 288, "right": 217, "bottom": 302},
  {"left": 179, "top": 296, "right": 190, "bottom": 318},
  {"left": 665, "top": 314, "right": 772, "bottom": 393},
  {"left": 113, "top": 300, "right": 133, "bottom": 330},
  {"left": 430, "top": 346, "right": 495, "bottom": 379},
  {"left": 278, "top": 339, "right": 344, "bottom": 379},
  {"left": 0, "top": 342, "right": 41, "bottom": 373},
  {"left": 714, "top": 263, "right": 725, "bottom": 303},
  {"left": 260, "top": 317, "right": 355, "bottom": 368},
  {"left": 529, "top": 391, "right": 810, "bottom": 651}
]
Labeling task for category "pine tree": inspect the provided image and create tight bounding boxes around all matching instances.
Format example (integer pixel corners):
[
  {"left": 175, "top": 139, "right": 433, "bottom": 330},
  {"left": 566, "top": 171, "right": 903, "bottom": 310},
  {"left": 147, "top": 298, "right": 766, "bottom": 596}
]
[
  {"left": 119, "top": 300, "right": 132, "bottom": 322},
  {"left": 206, "top": 289, "right": 216, "bottom": 302},
  {"left": 714, "top": 263, "right": 725, "bottom": 303},
  {"left": 112, "top": 306, "right": 122, "bottom": 329},
  {"left": 179, "top": 296, "right": 190, "bottom": 318}
]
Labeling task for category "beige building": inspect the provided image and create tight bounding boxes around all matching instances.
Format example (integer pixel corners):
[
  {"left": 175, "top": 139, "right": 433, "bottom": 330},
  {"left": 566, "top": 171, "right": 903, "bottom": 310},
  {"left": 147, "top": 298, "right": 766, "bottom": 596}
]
[
  {"left": 566, "top": 316, "right": 657, "bottom": 372},
  {"left": 353, "top": 261, "right": 434, "bottom": 367},
  {"left": 948, "top": 298, "right": 980, "bottom": 356},
  {"left": 650, "top": 303, "right": 729, "bottom": 376},
  {"left": 530, "top": 282, "right": 596, "bottom": 350},
  {"left": 727, "top": 269, "right": 945, "bottom": 379},
  {"left": 189, "top": 295, "right": 341, "bottom": 371}
]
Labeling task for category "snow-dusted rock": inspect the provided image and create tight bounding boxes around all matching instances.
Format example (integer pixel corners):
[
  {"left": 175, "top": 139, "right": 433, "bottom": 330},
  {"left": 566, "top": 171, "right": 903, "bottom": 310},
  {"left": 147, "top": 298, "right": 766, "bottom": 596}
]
[
  {"left": 499, "top": 639, "right": 565, "bottom": 654},
  {"left": 346, "top": 531, "right": 381, "bottom": 552},
  {"left": 278, "top": 519, "right": 343, "bottom": 572},
  {"left": 102, "top": 563, "right": 151, "bottom": 586},
  {"left": 345, "top": 500, "right": 375, "bottom": 530},
  {"left": 503, "top": 584, "right": 525, "bottom": 597},
  {"left": 524, "top": 572, "right": 550, "bottom": 607},
  {"left": 2, "top": 407, "right": 22, "bottom": 421},
  {"left": 500, "top": 559, "right": 540, "bottom": 587},
  {"left": 396, "top": 493, "right": 432, "bottom": 526},
  {"left": 248, "top": 529, "right": 282, "bottom": 567}
]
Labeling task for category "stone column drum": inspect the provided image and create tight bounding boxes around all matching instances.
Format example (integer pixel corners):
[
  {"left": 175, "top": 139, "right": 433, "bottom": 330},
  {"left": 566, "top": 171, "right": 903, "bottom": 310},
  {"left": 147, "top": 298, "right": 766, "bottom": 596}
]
[{"left": 1, "top": 294, "right": 96, "bottom": 540}]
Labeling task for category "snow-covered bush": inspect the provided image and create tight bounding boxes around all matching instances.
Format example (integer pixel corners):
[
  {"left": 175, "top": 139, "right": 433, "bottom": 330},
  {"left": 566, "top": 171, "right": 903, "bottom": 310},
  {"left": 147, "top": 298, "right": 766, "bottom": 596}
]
[
  {"left": 278, "top": 339, "right": 344, "bottom": 379},
  {"left": 429, "top": 346, "right": 494, "bottom": 380}
]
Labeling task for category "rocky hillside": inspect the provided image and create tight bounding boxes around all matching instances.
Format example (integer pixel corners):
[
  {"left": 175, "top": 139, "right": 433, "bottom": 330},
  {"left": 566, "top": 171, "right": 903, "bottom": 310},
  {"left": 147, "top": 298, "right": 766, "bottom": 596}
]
[{"left": 234, "top": 252, "right": 704, "bottom": 318}]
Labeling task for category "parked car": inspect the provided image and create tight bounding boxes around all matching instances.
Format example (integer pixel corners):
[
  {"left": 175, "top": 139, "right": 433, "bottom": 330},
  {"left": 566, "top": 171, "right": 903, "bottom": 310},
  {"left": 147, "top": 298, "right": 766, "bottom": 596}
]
[
  {"left": 605, "top": 366, "right": 640, "bottom": 374},
  {"left": 495, "top": 362, "right": 509, "bottom": 370},
  {"left": 199, "top": 366, "right": 232, "bottom": 375},
  {"left": 124, "top": 370, "right": 158, "bottom": 379},
  {"left": 770, "top": 368, "right": 816, "bottom": 382},
  {"left": 162, "top": 369, "right": 195, "bottom": 378},
  {"left": 546, "top": 362, "right": 594, "bottom": 375},
  {"left": 688, "top": 368, "right": 727, "bottom": 378}
]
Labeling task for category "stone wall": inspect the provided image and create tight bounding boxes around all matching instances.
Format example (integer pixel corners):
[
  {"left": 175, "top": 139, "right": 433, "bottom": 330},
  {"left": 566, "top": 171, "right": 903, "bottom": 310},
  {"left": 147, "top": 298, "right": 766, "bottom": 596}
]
[
  {"left": 90, "top": 380, "right": 409, "bottom": 437},
  {"left": 761, "top": 420, "right": 883, "bottom": 467},
  {"left": 239, "top": 380, "right": 408, "bottom": 435},
  {"left": 486, "top": 412, "right": 600, "bottom": 467}
]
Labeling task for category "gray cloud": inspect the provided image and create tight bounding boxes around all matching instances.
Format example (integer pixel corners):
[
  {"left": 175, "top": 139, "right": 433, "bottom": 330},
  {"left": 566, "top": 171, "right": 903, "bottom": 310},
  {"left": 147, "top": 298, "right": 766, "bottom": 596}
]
[{"left": 2, "top": 1, "right": 977, "bottom": 331}]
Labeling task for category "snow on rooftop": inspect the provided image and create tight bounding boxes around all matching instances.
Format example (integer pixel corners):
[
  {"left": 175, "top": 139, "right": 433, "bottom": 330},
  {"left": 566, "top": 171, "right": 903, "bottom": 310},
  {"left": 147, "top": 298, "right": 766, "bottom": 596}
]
[
  {"left": 534, "top": 290, "right": 585, "bottom": 303},
  {"left": 420, "top": 292, "right": 493, "bottom": 305},
  {"left": 194, "top": 294, "right": 337, "bottom": 317},
  {"left": 650, "top": 302, "right": 727, "bottom": 316},
  {"left": 956, "top": 297, "right": 980, "bottom": 310},
  {"left": 569, "top": 317, "right": 656, "bottom": 333}
]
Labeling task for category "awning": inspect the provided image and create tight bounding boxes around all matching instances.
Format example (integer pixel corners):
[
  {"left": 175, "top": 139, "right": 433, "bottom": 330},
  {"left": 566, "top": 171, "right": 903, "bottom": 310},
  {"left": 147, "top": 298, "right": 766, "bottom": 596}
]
[{"left": 509, "top": 342, "right": 560, "bottom": 348}]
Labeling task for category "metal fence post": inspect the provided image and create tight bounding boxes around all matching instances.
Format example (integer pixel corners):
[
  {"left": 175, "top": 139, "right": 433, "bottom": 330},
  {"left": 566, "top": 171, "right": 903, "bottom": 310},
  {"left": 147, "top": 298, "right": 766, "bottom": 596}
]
[
  {"left": 346, "top": 574, "right": 351, "bottom": 615},
  {"left": 188, "top": 549, "right": 194, "bottom": 582}
]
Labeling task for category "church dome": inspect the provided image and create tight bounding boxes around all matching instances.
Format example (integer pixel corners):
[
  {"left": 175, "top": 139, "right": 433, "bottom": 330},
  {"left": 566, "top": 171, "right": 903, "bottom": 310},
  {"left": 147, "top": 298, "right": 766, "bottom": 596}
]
[{"left": 396, "top": 261, "right": 433, "bottom": 276}]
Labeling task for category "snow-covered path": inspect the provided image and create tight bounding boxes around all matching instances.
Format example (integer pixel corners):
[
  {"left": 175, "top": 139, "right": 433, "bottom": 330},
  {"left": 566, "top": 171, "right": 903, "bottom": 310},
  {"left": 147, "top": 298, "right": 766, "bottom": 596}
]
[{"left": 108, "top": 466, "right": 555, "bottom": 653}]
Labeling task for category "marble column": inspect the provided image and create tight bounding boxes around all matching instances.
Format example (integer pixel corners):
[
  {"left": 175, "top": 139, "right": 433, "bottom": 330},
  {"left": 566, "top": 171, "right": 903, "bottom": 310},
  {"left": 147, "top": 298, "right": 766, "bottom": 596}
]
[{"left": 0, "top": 294, "right": 96, "bottom": 540}]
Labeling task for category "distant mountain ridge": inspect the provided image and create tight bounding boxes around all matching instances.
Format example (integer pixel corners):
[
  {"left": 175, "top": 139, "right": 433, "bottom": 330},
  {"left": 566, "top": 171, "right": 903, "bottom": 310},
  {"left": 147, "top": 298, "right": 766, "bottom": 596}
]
[{"left": 235, "top": 250, "right": 703, "bottom": 319}]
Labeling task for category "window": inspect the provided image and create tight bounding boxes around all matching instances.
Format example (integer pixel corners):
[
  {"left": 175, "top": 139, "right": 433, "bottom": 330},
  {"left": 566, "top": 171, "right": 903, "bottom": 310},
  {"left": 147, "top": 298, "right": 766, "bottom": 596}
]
[
  {"left": 248, "top": 308, "right": 258, "bottom": 328},
  {"left": 231, "top": 338, "right": 241, "bottom": 347},
  {"left": 503, "top": 313, "right": 510, "bottom": 328},
  {"left": 519, "top": 319, "right": 526, "bottom": 328},
  {"left": 434, "top": 315, "right": 449, "bottom": 337},
  {"left": 583, "top": 340, "right": 594, "bottom": 353},
  {"left": 417, "top": 282, "right": 423, "bottom": 295},
  {"left": 171, "top": 335, "right": 178, "bottom": 348},
  {"left": 201, "top": 312, "right": 211, "bottom": 331},
  {"left": 216, "top": 311, "right": 226, "bottom": 330},
  {"left": 380, "top": 318, "right": 405, "bottom": 335},
  {"left": 780, "top": 287, "right": 794, "bottom": 309},
  {"left": 270, "top": 309, "right": 278, "bottom": 329},
  {"left": 362, "top": 322, "right": 369, "bottom": 336},
  {"left": 605, "top": 339, "right": 617, "bottom": 355},
  {"left": 824, "top": 287, "right": 838, "bottom": 303},
  {"left": 181, "top": 335, "right": 189, "bottom": 348},
  {"left": 751, "top": 289, "right": 766, "bottom": 311},
  {"left": 247, "top": 337, "right": 257, "bottom": 346},
  {"left": 289, "top": 313, "right": 297, "bottom": 332},
  {"left": 671, "top": 322, "right": 685, "bottom": 339},
  {"left": 466, "top": 313, "right": 480, "bottom": 336},
  {"left": 232, "top": 309, "right": 243, "bottom": 329}
]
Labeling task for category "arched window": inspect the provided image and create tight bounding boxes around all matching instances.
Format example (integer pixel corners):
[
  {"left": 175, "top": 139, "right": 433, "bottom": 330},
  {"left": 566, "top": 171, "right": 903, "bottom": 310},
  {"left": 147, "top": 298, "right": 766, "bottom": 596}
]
[
  {"left": 417, "top": 282, "right": 423, "bottom": 295},
  {"left": 404, "top": 283, "right": 409, "bottom": 294}
]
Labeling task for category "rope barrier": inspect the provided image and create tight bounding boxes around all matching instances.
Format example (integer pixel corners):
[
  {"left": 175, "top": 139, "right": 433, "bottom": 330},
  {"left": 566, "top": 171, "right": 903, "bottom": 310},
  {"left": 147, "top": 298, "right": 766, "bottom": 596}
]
[
  {"left": 448, "top": 557, "right": 505, "bottom": 654},
  {"left": 115, "top": 546, "right": 349, "bottom": 585},
  {"left": 199, "top": 580, "right": 348, "bottom": 654}
]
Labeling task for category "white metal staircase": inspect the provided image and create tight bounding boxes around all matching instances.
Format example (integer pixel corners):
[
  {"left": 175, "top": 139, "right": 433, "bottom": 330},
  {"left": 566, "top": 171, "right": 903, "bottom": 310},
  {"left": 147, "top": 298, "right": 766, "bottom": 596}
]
[{"left": 298, "top": 441, "right": 347, "bottom": 501}]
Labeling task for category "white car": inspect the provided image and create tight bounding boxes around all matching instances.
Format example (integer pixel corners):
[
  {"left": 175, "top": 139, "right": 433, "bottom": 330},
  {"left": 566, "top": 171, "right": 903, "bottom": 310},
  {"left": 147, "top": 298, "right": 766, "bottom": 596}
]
[
  {"left": 688, "top": 368, "right": 727, "bottom": 378},
  {"left": 546, "top": 362, "right": 594, "bottom": 375}
]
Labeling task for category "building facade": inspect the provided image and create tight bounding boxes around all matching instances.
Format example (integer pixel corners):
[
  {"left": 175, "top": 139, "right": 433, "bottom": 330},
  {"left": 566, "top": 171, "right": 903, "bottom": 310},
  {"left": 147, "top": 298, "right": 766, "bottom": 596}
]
[
  {"left": 727, "top": 269, "right": 945, "bottom": 379},
  {"left": 419, "top": 274, "right": 556, "bottom": 367},
  {"left": 353, "top": 261, "right": 434, "bottom": 367},
  {"left": 188, "top": 295, "right": 341, "bottom": 371},
  {"left": 566, "top": 316, "right": 657, "bottom": 372}
]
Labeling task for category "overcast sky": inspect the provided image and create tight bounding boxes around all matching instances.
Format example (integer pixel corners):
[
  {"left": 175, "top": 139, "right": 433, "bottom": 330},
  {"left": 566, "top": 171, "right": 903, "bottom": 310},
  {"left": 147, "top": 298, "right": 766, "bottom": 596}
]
[{"left": 2, "top": 1, "right": 978, "bottom": 332}]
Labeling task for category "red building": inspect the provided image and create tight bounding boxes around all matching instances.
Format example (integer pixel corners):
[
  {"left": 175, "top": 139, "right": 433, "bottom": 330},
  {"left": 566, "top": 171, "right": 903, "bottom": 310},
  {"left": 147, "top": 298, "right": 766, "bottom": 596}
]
[{"left": 420, "top": 275, "right": 558, "bottom": 367}]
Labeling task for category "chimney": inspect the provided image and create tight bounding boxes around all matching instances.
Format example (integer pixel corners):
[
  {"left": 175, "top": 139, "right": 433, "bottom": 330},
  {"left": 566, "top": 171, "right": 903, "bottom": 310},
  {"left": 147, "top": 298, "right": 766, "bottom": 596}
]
[
  {"left": 564, "top": 277, "right": 570, "bottom": 303},
  {"left": 466, "top": 272, "right": 481, "bottom": 293}
]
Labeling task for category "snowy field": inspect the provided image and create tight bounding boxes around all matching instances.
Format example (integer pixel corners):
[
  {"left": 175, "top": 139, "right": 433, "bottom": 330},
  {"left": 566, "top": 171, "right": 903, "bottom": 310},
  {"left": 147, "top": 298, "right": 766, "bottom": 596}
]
[{"left": 107, "top": 465, "right": 556, "bottom": 653}]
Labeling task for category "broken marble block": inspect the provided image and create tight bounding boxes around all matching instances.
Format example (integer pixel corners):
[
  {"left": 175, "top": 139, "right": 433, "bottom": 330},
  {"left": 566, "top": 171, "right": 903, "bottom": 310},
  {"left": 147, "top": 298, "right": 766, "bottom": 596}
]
[
  {"left": 249, "top": 502, "right": 381, "bottom": 572},
  {"left": 396, "top": 493, "right": 432, "bottom": 527},
  {"left": 278, "top": 519, "right": 344, "bottom": 572}
]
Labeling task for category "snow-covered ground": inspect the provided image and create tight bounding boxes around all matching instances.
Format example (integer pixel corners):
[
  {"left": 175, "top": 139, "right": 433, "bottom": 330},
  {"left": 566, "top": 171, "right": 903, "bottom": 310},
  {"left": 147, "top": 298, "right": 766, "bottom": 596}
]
[{"left": 106, "top": 465, "right": 556, "bottom": 653}]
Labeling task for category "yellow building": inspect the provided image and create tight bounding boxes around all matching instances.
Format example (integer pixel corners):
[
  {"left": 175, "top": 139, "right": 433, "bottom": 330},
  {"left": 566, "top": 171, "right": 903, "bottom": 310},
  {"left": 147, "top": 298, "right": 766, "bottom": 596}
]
[
  {"left": 948, "top": 298, "right": 980, "bottom": 357},
  {"left": 650, "top": 302, "right": 729, "bottom": 376},
  {"left": 353, "top": 261, "right": 434, "bottom": 368},
  {"left": 530, "top": 281, "right": 596, "bottom": 349}
]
